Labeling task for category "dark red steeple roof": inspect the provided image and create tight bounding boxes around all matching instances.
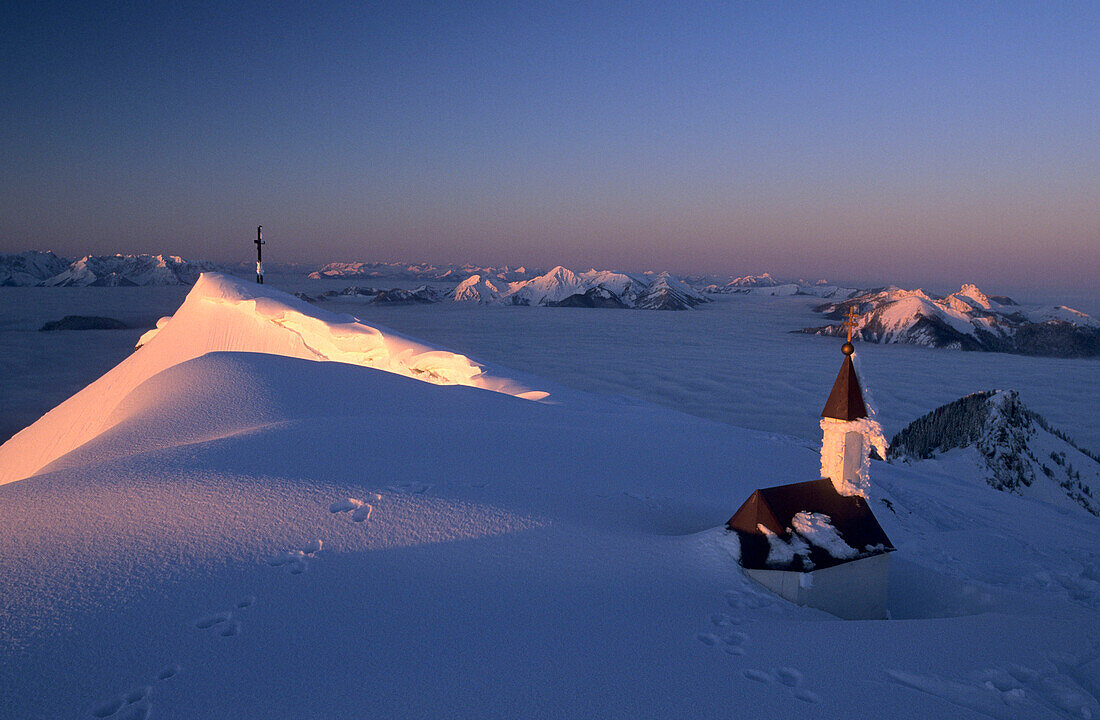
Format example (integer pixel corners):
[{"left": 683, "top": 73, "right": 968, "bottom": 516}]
[{"left": 821, "top": 354, "right": 867, "bottom": 421}]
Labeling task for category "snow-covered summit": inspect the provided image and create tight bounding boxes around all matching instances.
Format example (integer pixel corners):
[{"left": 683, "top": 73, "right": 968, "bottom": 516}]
[
  {"left": 889, "top": 390, "right": 1100, "bottom": 515},
  {"left": 0, "top": 272, "right": 550, "bottom": 485},
  {"left": 0, "top": 250, "right": 70, "bottom": 286},
  {"left": 451, "top": 274, "right": 507, "bottom": 304},
  {"left": 803, "top": 284, "right": 1100, "bottom": 357}
]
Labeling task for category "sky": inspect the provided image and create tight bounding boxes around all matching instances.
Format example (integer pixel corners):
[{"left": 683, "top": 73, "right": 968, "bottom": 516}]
[{"left": 1, "top": 1, "right": 1097, "bottom": 291}]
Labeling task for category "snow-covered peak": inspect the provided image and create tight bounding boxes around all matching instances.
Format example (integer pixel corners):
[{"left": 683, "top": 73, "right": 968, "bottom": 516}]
[
  {"left": 452, "top": 274, "right": 505, "bottom": 304},
  {"left": 0, "top": 250, "right": 71, "bottom": 286},
  {"left": 949, "top": 283, "right": 993, "bottom": 311}
]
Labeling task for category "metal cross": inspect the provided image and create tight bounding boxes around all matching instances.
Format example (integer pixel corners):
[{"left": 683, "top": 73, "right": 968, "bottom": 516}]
[{"left": 844, "top": 306, "right": 859, "bottom": 343}]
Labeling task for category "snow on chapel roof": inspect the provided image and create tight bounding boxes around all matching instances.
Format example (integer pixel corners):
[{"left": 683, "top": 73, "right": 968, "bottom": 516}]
[{"left": 728, "top": 479, "right": 894, "bottom": 572}]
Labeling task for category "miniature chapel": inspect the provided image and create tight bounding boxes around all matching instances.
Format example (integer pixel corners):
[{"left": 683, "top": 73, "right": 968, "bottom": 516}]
[{"left": 727, "top": 311, "right": 895, "bottom": 620}]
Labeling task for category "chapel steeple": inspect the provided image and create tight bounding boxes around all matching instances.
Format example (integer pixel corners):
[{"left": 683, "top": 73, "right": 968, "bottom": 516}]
[
  {"left": 819, "top": 307, "right": 874, "bottom": 496},
  {"left": 822, "top": 308, "right": 868, "bottom": 421}
]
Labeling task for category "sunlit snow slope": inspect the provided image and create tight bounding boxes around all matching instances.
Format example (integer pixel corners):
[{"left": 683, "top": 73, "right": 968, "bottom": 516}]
[{"left": 0, "top": 273, "right": 549, "bottom": 485}]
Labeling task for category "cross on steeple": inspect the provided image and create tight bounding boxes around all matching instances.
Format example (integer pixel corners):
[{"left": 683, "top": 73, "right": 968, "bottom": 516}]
[{"left": 843, "top": 306, "right": 859, "bottom": 344}]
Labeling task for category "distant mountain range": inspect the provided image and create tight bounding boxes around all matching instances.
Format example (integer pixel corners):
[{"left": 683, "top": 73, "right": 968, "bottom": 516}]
[
  {"left": 800, "top": 284, "right": 1100, "bottom": 358},
  {"left": 700, "top": 273, "right": 856, "bottom": 299},
  {"left": 889, "top": 390, "right": 1099, "bottom": 515},
  {"left": 0, "top": 251, "right": 219, "bottom": 286},
  {"left": 307, "top": 261, "right": 538, "bottom": 283},
  {"left": 297, "top": 266, "right": 710, "bottom": 311},
  {"left": 452, "top": 266, "right": 709, "bottom": 310},
  {"left": 295, "top": 285, "right": 442, "bottom": 305}
]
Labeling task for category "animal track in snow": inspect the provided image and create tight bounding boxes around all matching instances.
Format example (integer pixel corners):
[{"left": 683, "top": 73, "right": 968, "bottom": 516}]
[
  {"left": 329, "top": 498, "right": 363, "bottom": 513},
  {"left": 724, "top": 588, "right": 771, "bottom": 610},
  {"left": 196, "top": 611, "right": 241, "bottom": 637},
  {"left": 331, "top": 496, "right": 378, "bottom": 522},
  {"left": 195, "top": 612, "right": 231, "bottom": 630},
  {"left": 886, "top": 650, "right": 1100, "bottom": 720},
  {"left": 268, "top": 540, "right": 323, "bottom": 574},
  {"left": 743, "top": 667, "right": 818, "bottom": 702},
  {"left": 775, "top": 667, "right": 803, "bottom": 687},
  {"left": 744, "top": 669, "right": 772, "bottom": 683},
  {"left": 696, "top": 633, "right": 719, "bottom": 646},
  {"left": 794, "top": 689, "right": 821, "bottom": 704},
  {"left": 724, "top": 631, "right": 749, "bottom": 647},
  {"left": 156, "top": 665, "right": 180, "bottom": 681},
  {"left": 91, "top": 684, "right": 153, "bottom": 719}
]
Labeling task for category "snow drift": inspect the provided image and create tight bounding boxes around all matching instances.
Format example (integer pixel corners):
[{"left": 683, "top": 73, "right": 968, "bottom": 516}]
[{"left": 0, "top": 273, "right": 549, "bottom": 485}]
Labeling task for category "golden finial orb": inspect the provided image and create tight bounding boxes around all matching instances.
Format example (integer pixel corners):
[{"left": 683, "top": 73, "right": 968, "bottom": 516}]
[{"left": 842, "top": 342, "right": 855, "bottom": 355}]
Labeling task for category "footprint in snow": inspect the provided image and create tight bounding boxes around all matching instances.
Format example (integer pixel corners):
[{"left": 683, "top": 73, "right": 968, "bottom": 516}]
[
  {"left": 744, "top": 669, "right": 772, "bottom": 684},
  {"left": 268, "top": 540, "right": 323, "bottom": 574},
  {"left": 793, "top": 689, "right": 821, "bottom": 704},
  {"left": 331, "top": 496, "right": 379, "bottom": 522},
  {"left": 236, "top": 595, "right": 255, "bottom": 609},
  {"left": 329, "top": 498, "right": 363, "bottom": 513},
  {"left": 775, "top": 667, "right": 803, "bottom": 687},
  {"left": 724, "top": 631, "right": 749, "bottom": 647},
  {"left": 91, "top": 685, "right": 152, "bottom": 719},
  {"left": 696, "top": 633, "right": 720, "bottom": 646},
  {"left": 156, "top": 665, "right": 180, "bottom": 681},
  {"left": 195, "top": 612, "right": 231, "bottom": 630}
]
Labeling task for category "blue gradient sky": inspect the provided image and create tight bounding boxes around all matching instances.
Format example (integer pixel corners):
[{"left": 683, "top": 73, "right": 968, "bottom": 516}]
[{"left": 1, "top": 1, "right": 1097, "bottom": 289}]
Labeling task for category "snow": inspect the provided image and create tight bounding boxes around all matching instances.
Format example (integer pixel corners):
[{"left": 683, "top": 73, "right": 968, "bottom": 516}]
[
  {"left": 451, "top": 273, "right": 505, "bottom": 304},
  {"left": 820, "top": 415, "right": 889, "bottom": 497},
  {"left": 809, "top": 283, "right": 1100, "bottom": 356},
  {"left": 0, "top": 252, "right": 220, "bottom": 286},
  {"left": 759, "top": 523, "right": 813, "bottom": 568},
  {"left": 0, "top": 273, "right": 551, "bottom": 485},
  {"left": 1028, "top": 305, "right": 1100, "bottom": 328},
  {"left": 1, "top": 275, "right": 1099, "bottom": 719},
  {"left": 450, "top": 265, "right": 705, "bottom": 309},
  {"left": 790, "top": 512, "right": 859, "bottom": 560}
]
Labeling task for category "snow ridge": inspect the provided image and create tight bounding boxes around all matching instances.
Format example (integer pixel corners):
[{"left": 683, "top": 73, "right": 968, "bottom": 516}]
[
  {"left": 0, "top": 272, "right": 550, "bottom": 484},
  {"left": 888, "top": 390, "right": 1100, "bottom": 515}
]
